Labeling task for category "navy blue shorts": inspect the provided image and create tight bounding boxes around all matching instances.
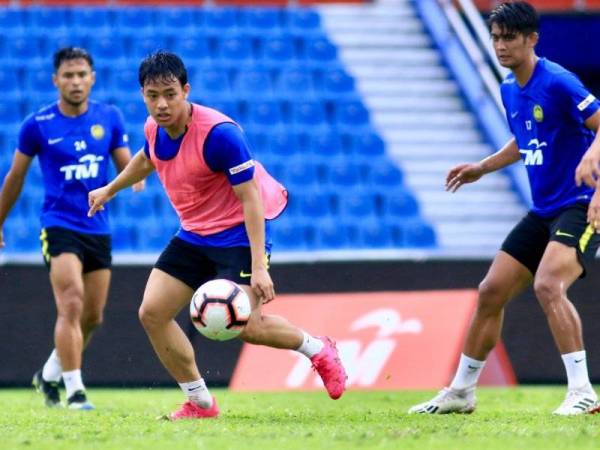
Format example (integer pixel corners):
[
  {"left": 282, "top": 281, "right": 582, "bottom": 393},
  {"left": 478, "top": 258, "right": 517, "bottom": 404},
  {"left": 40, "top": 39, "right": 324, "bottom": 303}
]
[
  {"left": 500, "top": 203, "right": 600, "bottom": 277},
  {"left": 154, "top": 236, "right": 269, "bottom": 290}
]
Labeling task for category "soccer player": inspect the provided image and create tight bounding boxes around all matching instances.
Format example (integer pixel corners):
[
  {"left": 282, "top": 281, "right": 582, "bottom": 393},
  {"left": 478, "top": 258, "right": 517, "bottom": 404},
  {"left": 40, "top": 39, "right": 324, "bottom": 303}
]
[
  {"left": 0, "top": 47, "right": 142, "bottom": 409},
  {"left": 87, "top": 51, "right": 347, "bottom": 420},
  {"left": 409, "top": 1, "right": 600, "bottom": 415}
]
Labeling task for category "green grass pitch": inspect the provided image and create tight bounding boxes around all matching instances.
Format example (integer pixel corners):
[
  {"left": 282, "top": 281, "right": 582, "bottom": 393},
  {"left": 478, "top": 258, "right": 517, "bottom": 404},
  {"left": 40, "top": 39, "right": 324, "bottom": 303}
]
[{"left": 2, "top": 387, "right": 600, "bottom": 450}]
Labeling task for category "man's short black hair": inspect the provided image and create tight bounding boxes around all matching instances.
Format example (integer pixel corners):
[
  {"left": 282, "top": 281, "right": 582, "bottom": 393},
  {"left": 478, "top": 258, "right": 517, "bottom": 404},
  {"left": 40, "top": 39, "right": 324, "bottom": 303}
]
[
  {"left": 138, "top": 51, "right": 188, "bottom": 88},
  {"left": 488, "top": 1, "right": 539, "bottom": 35},
  {"left": 53, "top": 47, "right": 94, "bottom": 72}
]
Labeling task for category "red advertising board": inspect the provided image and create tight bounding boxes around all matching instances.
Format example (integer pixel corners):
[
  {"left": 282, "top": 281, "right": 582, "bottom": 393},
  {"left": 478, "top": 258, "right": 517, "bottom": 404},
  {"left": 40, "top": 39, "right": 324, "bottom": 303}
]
[{"left": 230, "top": 290, "right": 516, "bottom": 391}]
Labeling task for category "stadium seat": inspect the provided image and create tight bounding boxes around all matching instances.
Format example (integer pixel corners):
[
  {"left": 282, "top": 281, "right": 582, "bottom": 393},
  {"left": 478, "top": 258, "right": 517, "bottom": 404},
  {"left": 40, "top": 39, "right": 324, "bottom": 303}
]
[
  {"left": 129, "top": 35, "right": 171, "bottom": 60},
  {"left": 0, "top": 69, "right": 21, "bottom": 95},
  {"left": 296, "top": 190, "right": 333, "bottom": 218},
  {"left": 350, "top": 131, "right": 386, "bottom": 158},
  {"left": 191, "top": 67, "right": 232, "bottom": 101},
  {"left": 337, "top": 192, "right": 378, "bottom": 218},
  {"left": 245, "top": 100, "right": 284, "bottom": 129},
  {"left": 4, "top": 219, "right": 40, "bottom": 252},
  {"left": 287, "top": 8, "right": 322, "bottom": 37},
  {"left": 71, "top": 8, "right": 112, "bottom": 33},
  {"left": 204, "top": 7, "right": 239, "bottom": 34},
  {"left": 29, "top": 7, "right": 70, "bottom": 32},
  {"left": 313, "top": 218, "right": 355, "bottom": 249},
  {"left": 114, "top": 7, "right": 156, "bottom": 33},
  {"left": 267, "top": 130, "right": 304, "bottom": 157},
  {"left": 367, "top": 159, "right": 405, "bottom": 188},
  {"left": 203, "top": 100, "right": 242, "bottom": 122},
  {"left": 402, "top": 221, "right": 437, "bottom": 247},
  {"left": 289, "top": 100, "right": 328, "bottom": 129},
  {"left": 358, "top": 220, "right": 396, "bottom": 248},
  {"left": 110, "top": 217, "right": 137, "bottom": 251},
  {"left": 271, "top": 219, "right": 310, "bottom": 250},
  {"left": 258, "top": 35, "right": 298, "bottom": 65},
  {"left": 240, "top": 7, "right": 283, "bottom": 36},
  {"left": 112, "top": 68, "right": 139, "bottom": 94},
  {"left": 155, "top": 7, "right": 204, "bottom": 32},
  {"left": 381, "top": 190, "right": 420, "bottom": 218},
  {"left": 303, "top": 36, "right": 338, "bottom": 64},
  {"left": 275, "top": 67, "right": 316, "bottom": 99},
  {"left": 118, "top": 101, "right": 149, "bottom": 124},
  {"left": 7, "top": 37, "right": 43, "bottom": 64},
  {"left": 233, "top": 68, "right": 274, "bottom": 100},
  {"left": 333, "top": 100, "right": 370, "bottom": 129},
  {"left": 0, "top": 9, "right": 26, "bottom": 36},
  {"left": 215, "top": 35, "right": 255, "bottom": 63},
  {"left": 320, "top": 68, "right": 356, "bottom": 100},
  {"left": 325, "top": 162, "right": 364, "bottom": 187},
  {"left": 307, "top": 132, "right": 345, "bottom": 160},
  {"left": 87, "top": 34, "right": 127, "bottom": 64},
  {"left": 0, "top": 103, "right": 24, "bottom": 128},
  {"left": 171, "top": 36, "right": 212, "bottom": 64}
]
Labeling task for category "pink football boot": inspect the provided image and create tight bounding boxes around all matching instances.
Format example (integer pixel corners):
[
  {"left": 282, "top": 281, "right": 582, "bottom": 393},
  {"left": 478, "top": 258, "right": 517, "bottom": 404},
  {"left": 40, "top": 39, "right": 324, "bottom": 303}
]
[{"left": 310, "top": 337, "right": 347, "bottom": 400}]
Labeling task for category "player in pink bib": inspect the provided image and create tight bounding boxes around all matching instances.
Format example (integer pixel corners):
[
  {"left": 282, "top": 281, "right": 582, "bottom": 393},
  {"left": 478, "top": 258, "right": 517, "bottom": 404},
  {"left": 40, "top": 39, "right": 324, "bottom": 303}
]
[{"left": 88, "top": 52, "right": 347, "bottom": 419}]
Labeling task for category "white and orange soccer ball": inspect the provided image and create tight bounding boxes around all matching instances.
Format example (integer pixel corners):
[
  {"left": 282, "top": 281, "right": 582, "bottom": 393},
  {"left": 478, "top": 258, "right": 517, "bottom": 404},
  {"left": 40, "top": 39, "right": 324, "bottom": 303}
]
[{"left": 189, "top": 279, "right": 252, "bottom": 341}]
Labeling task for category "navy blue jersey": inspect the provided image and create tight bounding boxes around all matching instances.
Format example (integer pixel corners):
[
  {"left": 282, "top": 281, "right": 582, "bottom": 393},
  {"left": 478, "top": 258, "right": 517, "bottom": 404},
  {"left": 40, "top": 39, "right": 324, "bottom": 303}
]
[
  {"left": 501, "top": 58, "right": 599, "bottom": 217},
  {"left": 18, "top": 101, "right": 128, "bottom": 234},
  {"left": 144, "top": 122, "right": 271, "bottom": 249}
]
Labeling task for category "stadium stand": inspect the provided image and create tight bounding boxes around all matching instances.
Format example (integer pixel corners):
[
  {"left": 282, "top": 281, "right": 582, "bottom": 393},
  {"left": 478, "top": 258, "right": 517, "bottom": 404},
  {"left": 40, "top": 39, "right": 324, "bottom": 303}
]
[{"left": 0, "top": 3, "right": 437, "bottom": 256}]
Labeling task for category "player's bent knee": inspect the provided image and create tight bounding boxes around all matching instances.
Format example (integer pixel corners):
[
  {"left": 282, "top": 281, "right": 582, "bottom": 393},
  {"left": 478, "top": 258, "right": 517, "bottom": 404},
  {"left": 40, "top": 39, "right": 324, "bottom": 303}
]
[
  {"left": 238, "top": 317, "right": 265, "bottom": 344},
  {"left": 477, "top": 279, "right": 508, "bottom": 313},
  {"left": 533, "top": 276, "right": 560, "bottom": 308}
]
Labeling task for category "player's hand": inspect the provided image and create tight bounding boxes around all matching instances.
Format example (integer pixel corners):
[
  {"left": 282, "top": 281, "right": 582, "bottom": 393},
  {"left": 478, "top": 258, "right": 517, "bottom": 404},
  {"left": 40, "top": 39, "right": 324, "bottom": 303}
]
[
  {"left": 0, "top": 228, "right": 5, "bottom": 249},
  {"left": 88, "top": 185, "right": 114, "bottom": 217},
  {"left": 251, "top": 266, "right": 275, "bottom": 304},
  {"left": 132, "top": 179, "right": 146, "bottom": 193},
  {"left": 588, "top": 190, "right": 600, "bottom": 232},
  {"left": 575, "top": 148, "right": 600, "bottom": 188},
  {"left": 445, "top": 162, "right": 485, "bottom": 193}
]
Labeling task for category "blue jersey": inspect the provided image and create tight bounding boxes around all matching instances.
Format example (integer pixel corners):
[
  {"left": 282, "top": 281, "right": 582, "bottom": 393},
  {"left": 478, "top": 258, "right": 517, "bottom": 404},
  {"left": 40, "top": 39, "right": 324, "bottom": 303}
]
[
  {"left": 18, "top": 101, "right": 128, "bottom": 234},
  {"left": 144, "top": 122, "right": 272, "bottom": 249},
  {"left": 501, "top": 58, "right": 599, "bottom": 217}
]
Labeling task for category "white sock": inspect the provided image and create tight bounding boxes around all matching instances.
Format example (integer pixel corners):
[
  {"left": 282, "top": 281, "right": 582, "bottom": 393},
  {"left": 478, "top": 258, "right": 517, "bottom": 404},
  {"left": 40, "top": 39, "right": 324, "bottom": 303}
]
[
  {"left": 179, "top": 379, "right": 213, "bottom": 408},
  {"left": 296, "top": 332, "right": 324, "bottom": 358},
  {"left": 42, "top": 349, "right": 62, "bottom": 382},
  {"left": 562, "top": 350, "right": 592, "bottom": 391},
  {"left": 450, "top": 353, "right": 485, "bottom": 391},
  {"left": 63, "top": 369, "right": 85, "bottom": 398}
]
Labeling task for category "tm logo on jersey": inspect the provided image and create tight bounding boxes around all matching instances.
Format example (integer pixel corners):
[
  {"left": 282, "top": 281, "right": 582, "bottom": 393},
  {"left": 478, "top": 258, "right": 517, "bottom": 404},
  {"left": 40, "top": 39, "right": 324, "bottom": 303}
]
[
  {"left": 519, "top": 139, "right": 547, "bottom": 166},
  {"left": 60, "top": 154, "right": 104, "bottom": 180}
]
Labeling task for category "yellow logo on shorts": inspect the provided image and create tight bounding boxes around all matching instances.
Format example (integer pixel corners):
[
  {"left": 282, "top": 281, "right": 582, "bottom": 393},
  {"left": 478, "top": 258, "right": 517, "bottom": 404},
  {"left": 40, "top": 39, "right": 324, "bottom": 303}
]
[
  {"left": 533, "top": 105, "right": 544, "bottom": 122},
  {"left": 90, "top": 124, "right": 105, "bottom": 140}
]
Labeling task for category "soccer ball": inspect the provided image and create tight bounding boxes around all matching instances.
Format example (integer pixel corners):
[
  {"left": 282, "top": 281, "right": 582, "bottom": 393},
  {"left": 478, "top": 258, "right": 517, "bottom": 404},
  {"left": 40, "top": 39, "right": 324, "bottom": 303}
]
[{"left": 189, "top": 279, "right": 252, "bottom": 341}]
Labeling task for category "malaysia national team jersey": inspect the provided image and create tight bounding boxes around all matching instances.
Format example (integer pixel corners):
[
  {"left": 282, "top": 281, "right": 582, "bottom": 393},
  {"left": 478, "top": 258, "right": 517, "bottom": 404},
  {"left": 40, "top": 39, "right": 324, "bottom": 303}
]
[
  {"left": 501, "top": 58, "right": 600, "bottom": 217},
  {"left": 144, "top": 122, "right": 272, "bottom": 249},
  {"left": 18, "top": 101, "right": 128, "bottom": 234}
]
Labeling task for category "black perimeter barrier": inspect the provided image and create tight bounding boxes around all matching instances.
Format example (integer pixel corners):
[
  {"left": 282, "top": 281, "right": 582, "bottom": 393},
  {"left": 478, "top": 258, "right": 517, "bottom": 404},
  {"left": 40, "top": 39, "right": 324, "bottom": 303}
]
[{"left": 2, "top": 260, "right": 600, "bottom": 387}]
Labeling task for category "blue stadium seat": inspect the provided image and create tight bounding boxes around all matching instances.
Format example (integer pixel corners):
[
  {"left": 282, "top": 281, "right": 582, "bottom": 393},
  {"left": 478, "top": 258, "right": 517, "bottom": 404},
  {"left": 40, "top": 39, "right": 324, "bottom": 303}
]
[
  {"left": 110, "top": 217, "right": 137, "bottom": 252},
  {"left": 4, "top": 218, "right": 40, "bottom": 252},
  {"left": 271, "top": 218, "right": 310, "bottom": 250},
  {"left": 280, "top": 159, "right": 320, "bottom": 189},
  {"left": 307, "top": 132, "right": 345, "bottom": 160},
  {"left": 275, "top": 68, "right": 316, "bottom": 99},
  {"left": 403, "top": 221, "right": 436, "bottom": 247},
  {"left": 245, "top": 100, "right": 284, "bottom": 129},
  {"left": 338, "top": 192, "right": 378, "bottom": 218},
  {"left": 289, "top": 100, "right": 327, "bottom": 129},
  {"left": 215, "top": 35, "right": 255, "bottom": 63},
  {"left": 367, "top": 159, "right": 404, "bottom": 188},
  {"left": 204, "top": 7, "right": 239, "bottom": 34},
  {"left": 203, "top": 100, "right": 242, "bottom": 123},
  {"left": 114, "top": 7, "right": 156, "bottom": 33},
  {"left": 29, "top": 7, "right": 70, "bottom": 32},
  {"left": 233, "top": 68, "right": 274, "bottom": 100},
  {"left": 7, "top": 37, "right": 43, "bottom": 64},
  {"left": 24, "top": 66, "right": 54, "bottom": 94},
  {"left": 267, "top": 131, "right": 304, "bottom": 157},
  {"left": 171, "top": 36, "right": 212, "bottom": 64},
  {"left": 333, "top": 100, "right": 370, "bottom": 129},
  {"left": 303, "top": 36, "right": 338, "bottom": 65},
  {"left": 112, "top": 68, "right": 139, "bottom": 94},
  {"left": 71, "top": 8, "right": 112, "bottom": 33},
  {"left": 258, "top": 35, "right": 297, "bottom": 65},
  {"left": 287, "top": 8, "right": 322, "bottom": 37},
  {"left": 118, "top": 101, "right": 148, "bottom": 124},
  {"left": 320, "top": 68, "right": 357, "bottom": 100},
  {"left": 240, "top": 7, "right": 283, "bottom": 36},
  {"left": 0, "top": 9, "right": 26, "bottom": 36},
  {"left": 326, "top": 162, "right": 364, "bottom": 187},
  {"left": 155, "top": 7, "right": 204, "bottom": 32},
  {"left": 191, "top": 67, "right": 232, "bottom": 101},
  {"left": 313, "top": 218, "right": 354, "bottom": 249},
  {"left": 350, "top": 131, "right": 386, "bottom": 158},
  {"left": 358, "top": 220, "right": 396, "bottom": 248},
  {"left": 0, "top": 103, "right": 24, "bottom": 127},
  {"left": 381, "top": 190, "right": 419, "bottom": 218},
  {"left": 39, "top": 32, "right": 86, "bottom": 58},
  {"left": 87, "top": 34, "right": 127, "bottom": 64},
  {"left": 0, "top": 69, "right": 21, "bottom": 94},
  {"left": 129, "top": 35, "right": 171, "bottom": 60},
  {"left": 296, "top": 190, "right": 333, "bottom": 218}
]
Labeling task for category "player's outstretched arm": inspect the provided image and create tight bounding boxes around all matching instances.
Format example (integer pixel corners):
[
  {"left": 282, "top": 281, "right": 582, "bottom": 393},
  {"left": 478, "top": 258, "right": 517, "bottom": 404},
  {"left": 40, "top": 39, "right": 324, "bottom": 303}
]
[
  {"left": 0, "top": 151, "right": 33, "bottom": 248},
  {"left": 112, "top": 146, "right": 146, "bottom": 193},
  {"left": 575, "top": 110, "right": 600, "bottom": 188},
  {"left": 88, "top": 149, "right": 155, "bottom": 217},
  {"left": 446, "top": 138, "right": 520, "bottom": 193},
  {"left": 233, "top": 179, "right": 275, "bottom": 304}
]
